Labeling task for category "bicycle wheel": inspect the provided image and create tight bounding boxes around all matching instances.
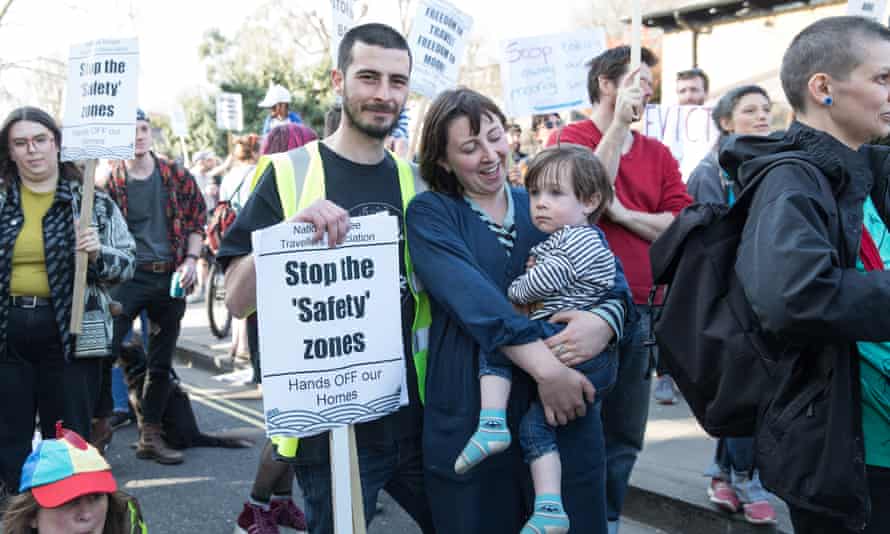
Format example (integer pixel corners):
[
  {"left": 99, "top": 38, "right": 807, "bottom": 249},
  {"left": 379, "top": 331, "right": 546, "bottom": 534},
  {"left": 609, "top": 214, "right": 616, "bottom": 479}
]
[{"left": 207, "top": 261, "right": 232, "bottom": 339}]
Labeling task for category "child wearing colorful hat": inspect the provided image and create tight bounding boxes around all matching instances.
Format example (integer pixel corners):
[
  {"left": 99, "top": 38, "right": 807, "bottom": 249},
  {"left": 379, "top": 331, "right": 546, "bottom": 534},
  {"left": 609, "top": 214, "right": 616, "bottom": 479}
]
[{"left": 2, "top": 423, "right": 146, "bottom": 534}]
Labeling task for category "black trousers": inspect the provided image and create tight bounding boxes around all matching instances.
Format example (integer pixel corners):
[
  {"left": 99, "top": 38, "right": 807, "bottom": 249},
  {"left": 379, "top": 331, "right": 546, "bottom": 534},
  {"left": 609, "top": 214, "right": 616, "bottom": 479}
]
[
  {"left": 789, "top": 465, "right": 890, "bottom": 534},
  {"left": 246, "top": 314, "right": 260, "bottom": 384},
  {"left": 0, "top": 305, "right": 101, "bottom": 496},
  {"left": 111, "top": 271, "right": 186, "bottom": 425}
]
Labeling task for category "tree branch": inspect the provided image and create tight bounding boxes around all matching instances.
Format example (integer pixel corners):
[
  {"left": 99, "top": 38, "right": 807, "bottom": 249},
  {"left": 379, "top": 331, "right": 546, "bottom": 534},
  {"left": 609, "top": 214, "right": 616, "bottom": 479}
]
[{"left": 0, "top": 0, "right": 15, "bottom": 27}]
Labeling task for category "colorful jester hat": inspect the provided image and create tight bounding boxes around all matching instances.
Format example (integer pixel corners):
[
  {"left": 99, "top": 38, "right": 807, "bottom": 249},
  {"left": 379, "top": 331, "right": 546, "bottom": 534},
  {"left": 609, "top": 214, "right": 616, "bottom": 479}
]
[{"left": 19, "top": 422, "right": 118, "bottom": 507}]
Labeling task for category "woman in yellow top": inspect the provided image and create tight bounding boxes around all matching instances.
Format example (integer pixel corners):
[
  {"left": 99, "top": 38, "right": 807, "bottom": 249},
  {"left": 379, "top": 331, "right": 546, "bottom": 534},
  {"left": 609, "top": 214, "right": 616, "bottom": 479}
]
[{"left": 0, "top": 107, "right": 135, "bottom": 498}]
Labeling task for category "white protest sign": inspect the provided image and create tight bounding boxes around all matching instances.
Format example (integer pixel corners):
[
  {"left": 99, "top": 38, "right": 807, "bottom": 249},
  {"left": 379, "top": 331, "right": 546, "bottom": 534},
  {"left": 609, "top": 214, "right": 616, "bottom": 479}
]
[
  {"left": 847, "top": 0, "right": 889, "bottom": 20},
  {"left": 216, "top": 92, "right": 243, "bottom": 131},
  {"left": 500, "top": 29, "right": 606, "bottom": 118},
  {"left": 61, "top": 38, "right": 139, "bottom": 161},
  {"left": 253, "top": 215, "right": 406, "bottom": 438},
  {"left": 330, "top": 0, "right": 356, "bottom": 66},
  {"left": 407, "top": 0, "right": 473, "bottom": 99},
  {"left": 171, "top": 107, "right": 188, "bottom": 138},
  {"left": 643, "top": 104, "right": 719, "bottom": 180}
]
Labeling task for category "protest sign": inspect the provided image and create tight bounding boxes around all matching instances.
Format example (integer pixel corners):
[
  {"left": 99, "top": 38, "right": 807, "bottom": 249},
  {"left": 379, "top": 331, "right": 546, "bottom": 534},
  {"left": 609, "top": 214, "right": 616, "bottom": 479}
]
[
  {"left": 253, "top": 215, "right": 406, "bottom": 438},
  {"left": 171, "top": 107, "right": 188, "bottom": 138},
  {"left": 61, "top": 37, "right": 139, "bottom": 334},
  {"left": 61, "top": 38, "right": 139, "bottom": 161},
  {"left": 407, "top": 0, "right": 473, "bottom": 99},
  {"left": 216, "top": 92, "right": 243, "bottom": 131},
  {"left": 643, "top": 104, "right": 719, "bottom": 179},
  {"left": 330, "top": 0, "right": 356, "bottom": 66},
  {"left": 500, "top": 29, "right": 606, "bottom": 117},
  {"left": 847, "top": 0, "right": 888, "bottom": 21}
]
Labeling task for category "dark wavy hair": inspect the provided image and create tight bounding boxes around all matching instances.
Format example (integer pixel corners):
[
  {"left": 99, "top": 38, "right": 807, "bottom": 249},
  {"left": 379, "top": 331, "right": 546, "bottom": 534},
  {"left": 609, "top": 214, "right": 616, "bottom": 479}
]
[
  {"left": 587, "top": 45, "right": 658, "bottom": 104},
  {"left": 419, "top": 88, "right": 507, "bottom": 196},
  {"left": 0, "top": 106, "right": 82, "bottom": 189}
]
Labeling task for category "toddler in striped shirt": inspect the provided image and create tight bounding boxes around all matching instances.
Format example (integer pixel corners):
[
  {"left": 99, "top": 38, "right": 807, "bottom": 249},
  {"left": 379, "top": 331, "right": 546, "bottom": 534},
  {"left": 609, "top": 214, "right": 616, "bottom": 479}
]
[{"left": 455, "top": 146, "right": 619, "bottom": 534}]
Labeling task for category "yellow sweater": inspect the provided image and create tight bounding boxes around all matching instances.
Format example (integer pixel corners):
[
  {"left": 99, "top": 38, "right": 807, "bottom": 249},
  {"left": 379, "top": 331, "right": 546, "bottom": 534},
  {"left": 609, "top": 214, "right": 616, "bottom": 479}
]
[{"left": 10, "top": 185, "right": 55, "bottom": 297}]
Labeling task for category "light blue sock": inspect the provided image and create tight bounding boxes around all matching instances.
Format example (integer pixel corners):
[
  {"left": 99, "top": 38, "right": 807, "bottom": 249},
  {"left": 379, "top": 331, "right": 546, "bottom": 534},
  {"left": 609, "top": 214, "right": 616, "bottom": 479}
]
[
  {"left": 454, "top": 409, "right": 511, "bottom": 474},
  {"left": 521, "top": 494, "right": 569, "bottom": 534}
]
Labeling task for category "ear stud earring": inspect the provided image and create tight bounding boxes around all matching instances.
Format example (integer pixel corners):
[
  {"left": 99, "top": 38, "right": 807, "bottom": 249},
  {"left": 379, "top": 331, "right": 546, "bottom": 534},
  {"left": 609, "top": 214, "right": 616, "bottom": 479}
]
[{"left": 824, "top": 96, "right": 833, "bottom": 106}]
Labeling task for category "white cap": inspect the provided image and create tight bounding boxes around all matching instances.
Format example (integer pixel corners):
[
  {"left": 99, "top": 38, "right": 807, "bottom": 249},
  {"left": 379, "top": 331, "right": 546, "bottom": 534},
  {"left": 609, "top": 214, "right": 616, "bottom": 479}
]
[{"left": 259, "top": 84, "right": 291, "bottom": 108}]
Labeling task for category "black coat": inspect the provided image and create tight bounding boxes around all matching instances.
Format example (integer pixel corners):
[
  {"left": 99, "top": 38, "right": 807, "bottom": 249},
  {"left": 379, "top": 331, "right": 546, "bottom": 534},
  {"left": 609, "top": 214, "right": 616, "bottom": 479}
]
[{"left": 720, "top": 121, "right": 890, "bottom": 531}]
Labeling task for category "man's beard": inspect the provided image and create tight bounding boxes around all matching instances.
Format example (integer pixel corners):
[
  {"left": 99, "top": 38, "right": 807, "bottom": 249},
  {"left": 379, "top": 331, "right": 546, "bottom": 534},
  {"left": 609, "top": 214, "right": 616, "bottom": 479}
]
[{"left": 342, "top": 91, "right": 401, "bottom": 140}]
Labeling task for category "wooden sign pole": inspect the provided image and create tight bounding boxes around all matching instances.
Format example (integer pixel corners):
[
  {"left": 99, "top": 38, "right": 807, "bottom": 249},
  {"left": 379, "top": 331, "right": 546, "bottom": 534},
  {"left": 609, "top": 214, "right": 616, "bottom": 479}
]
[
  {"left": 630, "top": 0, "right": 642, "bottom": 89},
  {"left": 179, "top": 136, "right": 190, "bottom": 167},
  {"left": 408, "top": 97, "right": 429, "bottom": 161},
  {"left": 70, "top": 158, "right": 98, "bottom": 334},
  {"left": 331, "top": 425, "right": 366, "bottom": 534}
]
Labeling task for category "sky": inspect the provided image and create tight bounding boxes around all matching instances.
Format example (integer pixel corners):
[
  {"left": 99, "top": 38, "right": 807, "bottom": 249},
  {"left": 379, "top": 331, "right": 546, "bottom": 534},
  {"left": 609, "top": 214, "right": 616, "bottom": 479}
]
[{"left": 0, "top": 0, "right": 596, "bottom": 115}]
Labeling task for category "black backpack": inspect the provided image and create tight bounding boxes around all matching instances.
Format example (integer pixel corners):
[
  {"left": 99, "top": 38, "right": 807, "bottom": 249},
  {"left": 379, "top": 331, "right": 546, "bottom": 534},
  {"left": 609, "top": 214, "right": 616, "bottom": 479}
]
[{"left": 648, "top": 155, "right": 835, "bottom": 437}]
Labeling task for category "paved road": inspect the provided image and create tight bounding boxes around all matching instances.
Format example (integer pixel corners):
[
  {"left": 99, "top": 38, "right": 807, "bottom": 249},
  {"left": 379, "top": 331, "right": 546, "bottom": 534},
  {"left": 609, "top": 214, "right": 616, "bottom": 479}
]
[{"left": 104, "top": 361, "right": 663, "bottom": 533}]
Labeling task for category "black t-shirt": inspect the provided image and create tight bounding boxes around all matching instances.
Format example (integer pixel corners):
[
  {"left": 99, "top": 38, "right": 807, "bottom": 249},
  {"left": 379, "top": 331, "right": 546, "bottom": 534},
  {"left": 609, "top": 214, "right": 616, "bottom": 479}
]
[
  {"left": 217, "top": 143, "right": 421, "bottom": 463},
  {"left": 125, "top": 167, "right": 173, "bottom": 263}
]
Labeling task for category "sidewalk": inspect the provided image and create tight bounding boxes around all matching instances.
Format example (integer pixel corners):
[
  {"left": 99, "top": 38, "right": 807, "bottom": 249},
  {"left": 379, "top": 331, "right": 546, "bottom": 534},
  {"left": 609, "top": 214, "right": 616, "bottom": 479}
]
[{"left": 175, "top": 301, "right": 792, "bottom": 534}]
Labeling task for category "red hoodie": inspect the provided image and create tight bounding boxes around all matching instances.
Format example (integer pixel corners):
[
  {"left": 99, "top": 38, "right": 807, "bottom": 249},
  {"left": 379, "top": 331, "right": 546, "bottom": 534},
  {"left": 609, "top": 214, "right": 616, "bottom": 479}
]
[{"left": 547, "top": 121, "right": 692, "bottom": 304}]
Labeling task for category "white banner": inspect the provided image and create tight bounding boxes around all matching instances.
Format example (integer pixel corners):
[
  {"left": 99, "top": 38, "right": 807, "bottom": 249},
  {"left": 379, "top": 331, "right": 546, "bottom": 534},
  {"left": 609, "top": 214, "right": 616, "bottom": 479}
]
[
  {"left": 847, "top": 0, "right": 889, "bottom": 20},
  {"left": 407, "top": 0, "right": 473, "bottom": 99},
  {"left": 330, "top": 0, "right": 356, "bottom": 67},
  {"left": 500, "top": 29, "right": 606, "bottom": 117},
  {"left": 253, "top": 215, "right": 406, "bottom": 438},
  {"left": 216, "top": 92, "right": 243, "bottom": 131},
  {"left": 171, "top": 107, "right": 188, "bottom": 138},
  {"left": 643, "top": 104, "right": 719, "bottom": 179},
  {"left": 61, "top": 38, "right": 139, "bottom": 161}
]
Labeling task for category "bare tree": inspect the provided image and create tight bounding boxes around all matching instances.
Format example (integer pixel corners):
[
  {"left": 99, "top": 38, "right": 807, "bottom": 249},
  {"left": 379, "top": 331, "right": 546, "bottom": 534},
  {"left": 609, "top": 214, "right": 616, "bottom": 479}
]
[{"left": 570, "top": 0, "right": 630, "bottom": 39}]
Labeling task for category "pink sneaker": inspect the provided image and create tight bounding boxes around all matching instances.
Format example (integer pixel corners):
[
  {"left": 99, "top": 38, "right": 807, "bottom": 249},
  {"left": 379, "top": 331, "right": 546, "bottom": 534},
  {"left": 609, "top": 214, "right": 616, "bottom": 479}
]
[
  {"left": 235, "top": 502, "right": 280, "bottom": 534},
  {"left": 707, "top": 479, "right": 740, "bottom": 513},
  {"left": 743, "top": 500, "right": 777, "bottom": 524},
  {"left": 273, "top": 499, "right": 308, "bottom": 531}
]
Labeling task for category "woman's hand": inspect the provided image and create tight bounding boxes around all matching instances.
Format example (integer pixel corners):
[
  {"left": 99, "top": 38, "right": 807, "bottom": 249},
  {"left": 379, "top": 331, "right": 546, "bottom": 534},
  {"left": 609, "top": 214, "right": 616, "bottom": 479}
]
[
  {"left": 545, "top": 310, "right": 615, "bottom": 367},
  {"left": 76, "top": 227, "right": 100, "bottom": 264},
  {"left": 536, "top": 360, "right": 596, "bottom": 426}
]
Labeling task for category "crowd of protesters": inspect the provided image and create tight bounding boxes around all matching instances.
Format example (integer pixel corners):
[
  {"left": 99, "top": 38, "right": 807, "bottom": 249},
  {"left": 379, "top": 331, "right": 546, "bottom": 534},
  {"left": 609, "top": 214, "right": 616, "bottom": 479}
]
[{"left": 0, "top": 14, "right": 889, "bottom": 534}]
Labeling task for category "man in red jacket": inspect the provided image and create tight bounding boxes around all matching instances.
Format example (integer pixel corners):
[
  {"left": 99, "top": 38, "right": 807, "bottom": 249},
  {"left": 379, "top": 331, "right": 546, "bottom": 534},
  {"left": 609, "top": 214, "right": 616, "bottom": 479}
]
[{"left": 547, "top": 46, "right": 692, "bottom": 534}]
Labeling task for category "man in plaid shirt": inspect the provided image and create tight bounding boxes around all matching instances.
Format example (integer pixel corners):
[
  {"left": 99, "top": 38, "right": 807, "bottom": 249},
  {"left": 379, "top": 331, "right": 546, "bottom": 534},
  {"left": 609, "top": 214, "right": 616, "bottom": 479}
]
[{"left": 105, "top": 109, "right": 206, "bottom": 465}]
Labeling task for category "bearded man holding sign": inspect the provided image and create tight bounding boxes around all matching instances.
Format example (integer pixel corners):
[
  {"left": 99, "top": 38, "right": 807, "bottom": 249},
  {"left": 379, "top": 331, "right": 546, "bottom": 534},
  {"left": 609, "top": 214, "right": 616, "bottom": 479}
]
[{"left": 219, "top": 24, "right": 434, "bottom": 534}]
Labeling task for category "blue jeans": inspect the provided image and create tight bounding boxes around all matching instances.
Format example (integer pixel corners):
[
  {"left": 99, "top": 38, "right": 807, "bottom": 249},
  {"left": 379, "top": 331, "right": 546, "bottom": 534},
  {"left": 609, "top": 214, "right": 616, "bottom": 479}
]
[
  {"left": 601, "top": 304, "right": 651, "bottom": 524},
  {"left": 511, "top": 350, "right": 617, "bottom": 463},
  {"left": 293, "top": 436, "right": 434, "bottom": 534},
  {"left": 704, "top": 437, "right": 772, "bottom": 503}
]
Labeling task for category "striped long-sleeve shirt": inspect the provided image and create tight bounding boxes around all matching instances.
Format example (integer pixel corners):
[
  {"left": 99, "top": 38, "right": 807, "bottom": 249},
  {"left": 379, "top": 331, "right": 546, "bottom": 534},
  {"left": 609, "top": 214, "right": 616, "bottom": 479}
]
[{"left": 509, "top": 225, "right": 617, "bottom": 328}]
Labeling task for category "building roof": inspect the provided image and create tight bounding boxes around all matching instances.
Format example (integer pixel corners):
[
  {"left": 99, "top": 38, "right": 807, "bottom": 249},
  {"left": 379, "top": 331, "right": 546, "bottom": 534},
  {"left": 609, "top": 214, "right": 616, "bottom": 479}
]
[{"left": 641, "top": 0, "right": 843, "bottom": 32}]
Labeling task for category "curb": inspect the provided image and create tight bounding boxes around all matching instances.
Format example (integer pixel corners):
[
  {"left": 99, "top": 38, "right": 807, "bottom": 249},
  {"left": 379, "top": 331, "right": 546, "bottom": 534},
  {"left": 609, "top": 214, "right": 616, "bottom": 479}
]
[
  {"left": 175, "top": 338, "right": 236, "bottom": 373},
  {"left": 175, "top": 341, "right": 791, "bottom": 534},
  {"left": 623, "top": 484, "right": 790, "bottom": 534}
]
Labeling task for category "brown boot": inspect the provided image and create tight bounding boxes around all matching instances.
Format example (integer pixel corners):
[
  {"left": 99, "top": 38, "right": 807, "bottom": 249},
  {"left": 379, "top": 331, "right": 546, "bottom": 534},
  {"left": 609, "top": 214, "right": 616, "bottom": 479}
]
[
  {"left": 90, "top": 417, "right": 113, "bottom": 456},
  {"left": 136, "top": 423, "right": 184, "bottom": 465}
]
